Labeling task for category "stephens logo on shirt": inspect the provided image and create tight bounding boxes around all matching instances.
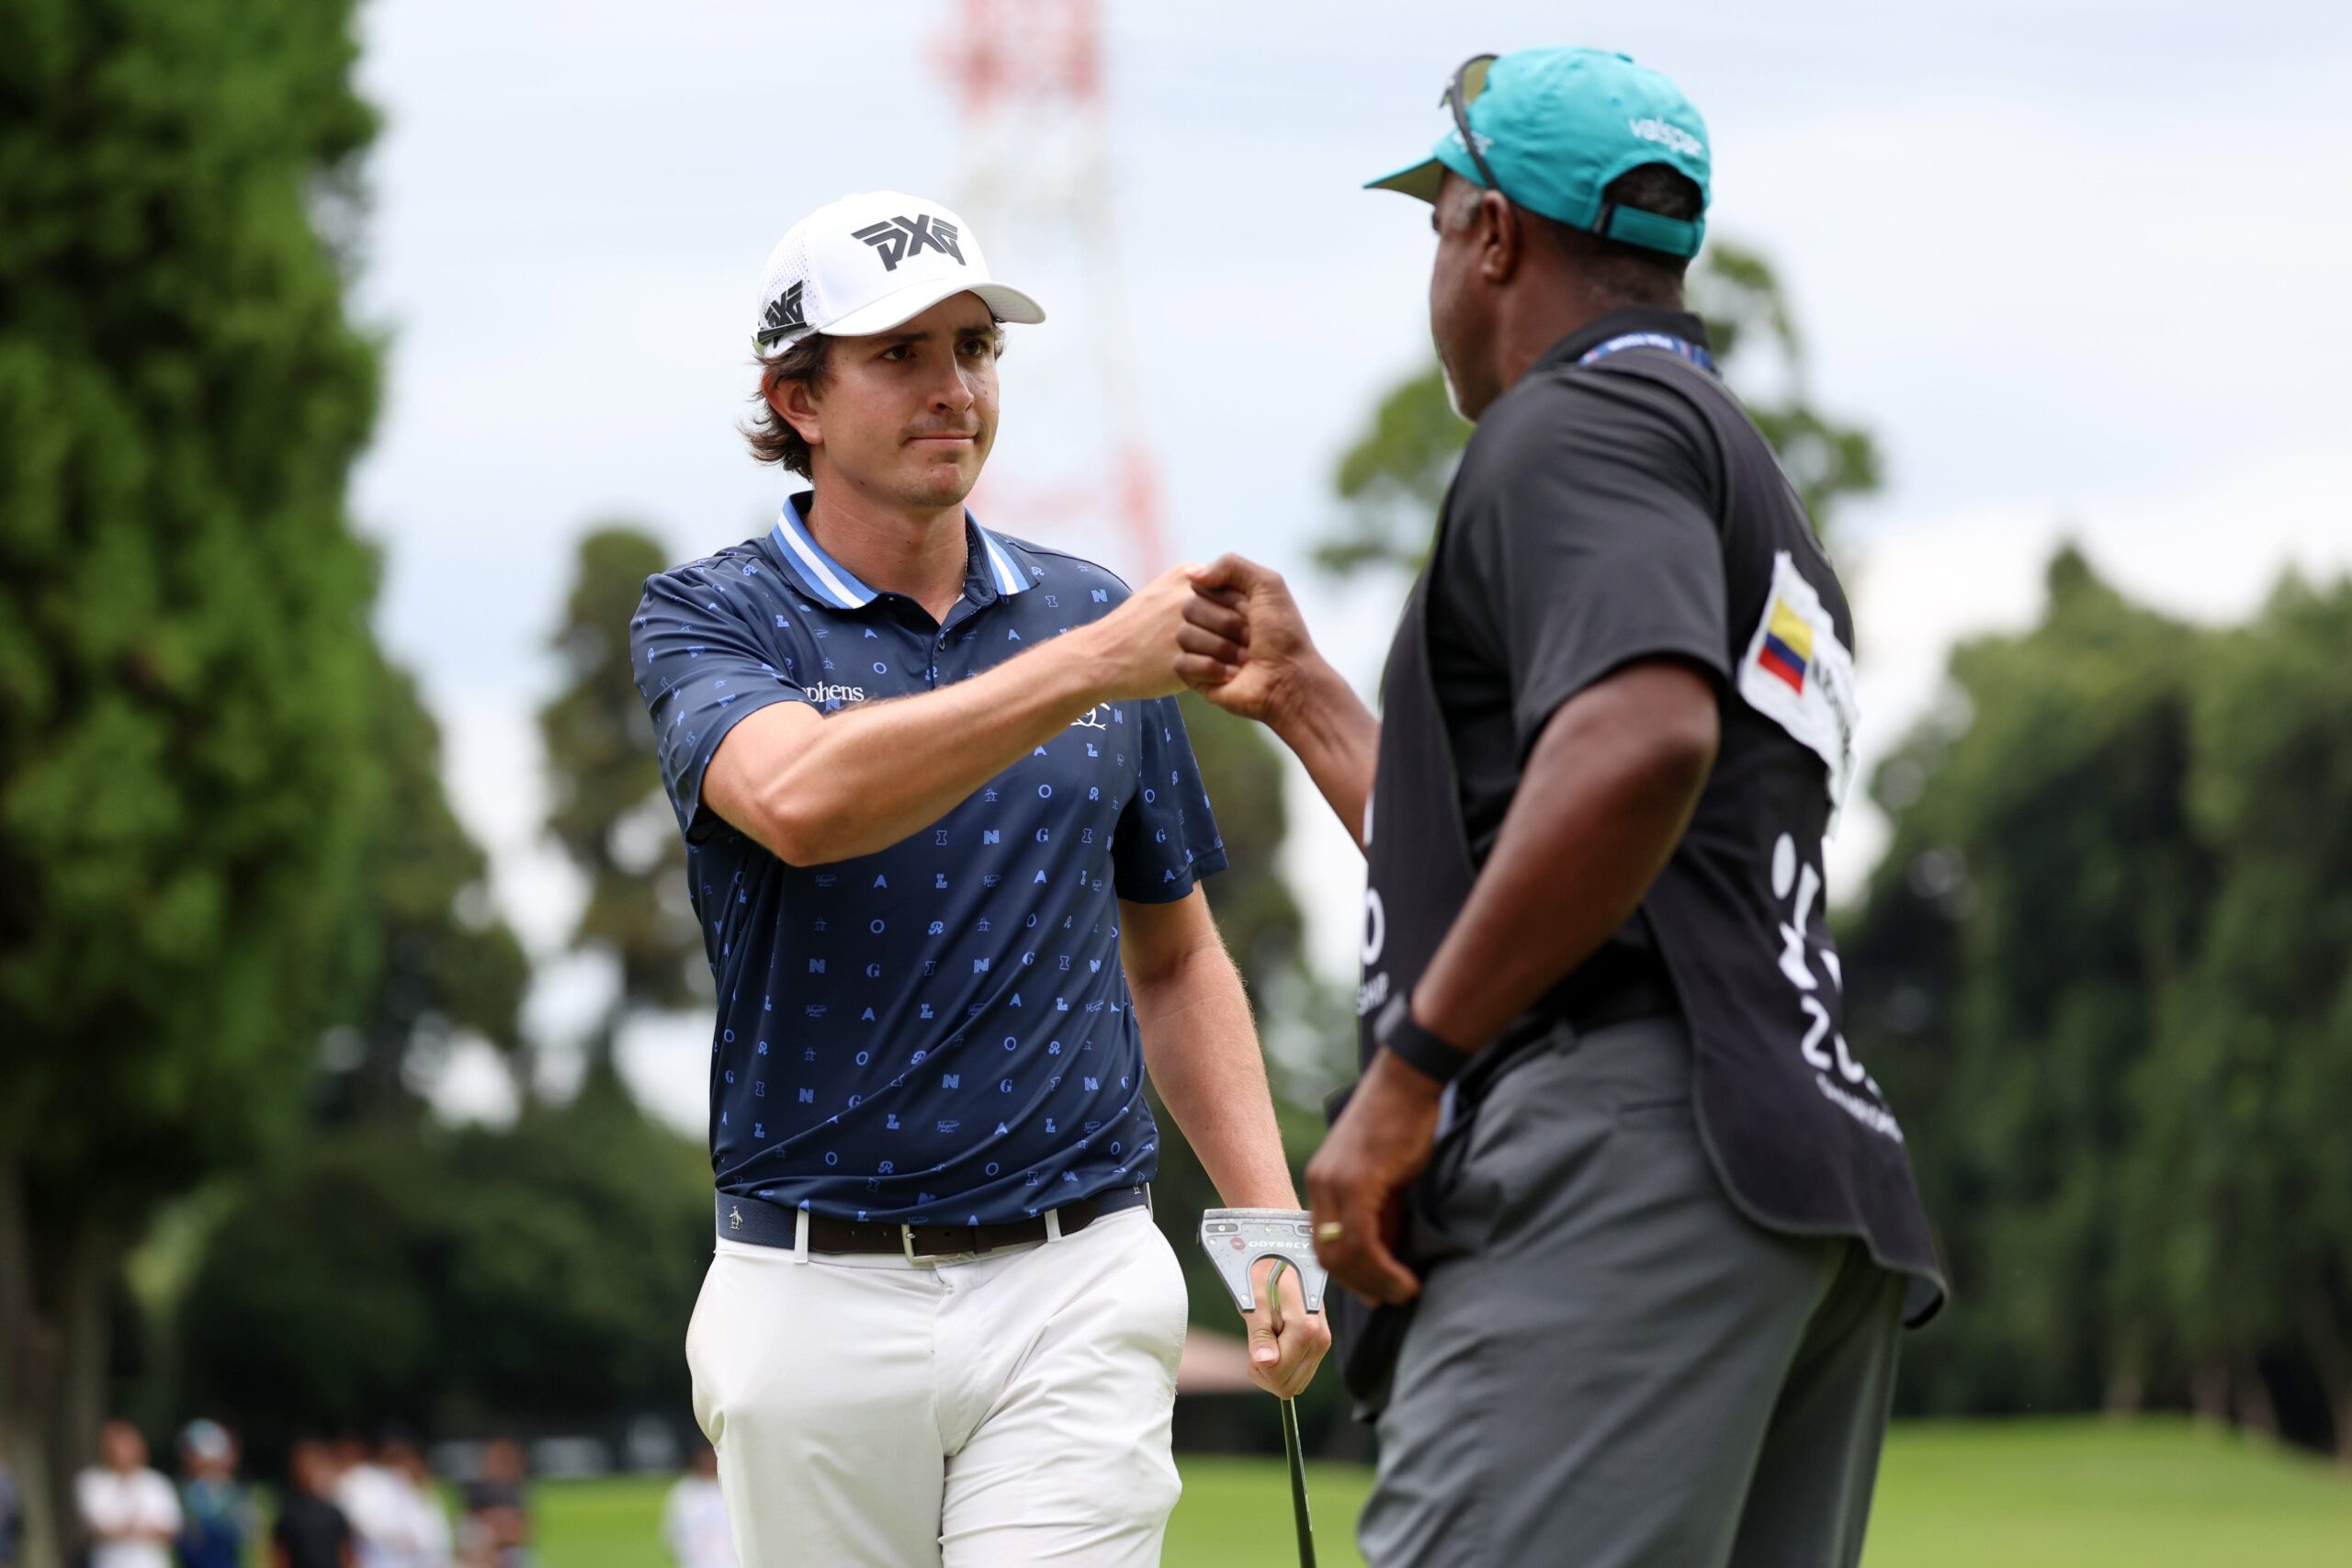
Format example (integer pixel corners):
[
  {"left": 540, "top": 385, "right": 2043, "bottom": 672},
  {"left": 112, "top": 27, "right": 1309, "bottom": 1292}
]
[{"left": 808, "top": 682, "right": 867, "bottom": 705}]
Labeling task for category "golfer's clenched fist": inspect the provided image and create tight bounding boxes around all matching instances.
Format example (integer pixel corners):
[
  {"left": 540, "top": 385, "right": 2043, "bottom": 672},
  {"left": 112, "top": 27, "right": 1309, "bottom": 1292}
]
[{"left": 1081, "top": 560, "right": 1226, "bottom": 699}]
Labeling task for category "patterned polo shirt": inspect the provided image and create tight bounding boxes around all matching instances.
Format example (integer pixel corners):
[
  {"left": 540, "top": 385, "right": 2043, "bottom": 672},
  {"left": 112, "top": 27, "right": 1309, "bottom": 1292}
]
[{"left": 631, "top": 492, "right": 1226, "bottom": 1224}]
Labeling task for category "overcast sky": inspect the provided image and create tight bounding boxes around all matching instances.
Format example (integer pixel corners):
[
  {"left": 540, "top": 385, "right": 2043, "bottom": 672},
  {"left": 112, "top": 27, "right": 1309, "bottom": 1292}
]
[{"left": 346, "top": 0, "right": 2352, "bottom": 1128}]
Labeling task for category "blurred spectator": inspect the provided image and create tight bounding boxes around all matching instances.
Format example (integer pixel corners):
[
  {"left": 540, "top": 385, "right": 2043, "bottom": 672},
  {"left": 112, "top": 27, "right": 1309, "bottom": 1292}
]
[
  {"left": 1, "top": 1438, "right": 21, "bottom": 1568},
  {"left": 455, "top": 1441, "right": 530, "bottom": 1568},
  {"left": 272, "top": 1441, "right": 355, "bottom": 1568},
  {"left": 376, "top": 1436, "right": 452, "bottom": 1568},
  {"left": 78, "top": 1422, "right": 181, "bottom": 1568},
  {"left": 333, "top": 1436, "right": 401, "bottom": 1568},
  {"left": 659, "top": 1449, "right": 734, "bottom": 1568},
  {"left": 174, "top": 1421, "right": 254, "bottom": 1568}
]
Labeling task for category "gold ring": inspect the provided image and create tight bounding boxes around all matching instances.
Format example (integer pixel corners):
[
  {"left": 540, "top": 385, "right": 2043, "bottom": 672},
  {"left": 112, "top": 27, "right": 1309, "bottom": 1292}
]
[{"left": 1316, "top": 1221, "right": 1345, "bottom": 1242}]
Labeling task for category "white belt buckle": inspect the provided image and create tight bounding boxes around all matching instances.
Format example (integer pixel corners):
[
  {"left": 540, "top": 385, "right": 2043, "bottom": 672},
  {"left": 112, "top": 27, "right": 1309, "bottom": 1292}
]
[{"left": 900, "top": 1223, "right": 936, "bottom": 1267}]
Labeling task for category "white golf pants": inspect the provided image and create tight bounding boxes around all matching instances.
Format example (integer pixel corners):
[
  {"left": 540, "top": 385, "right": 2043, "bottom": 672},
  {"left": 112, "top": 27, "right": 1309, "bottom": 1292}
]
[{"left": 686, "top": 1205, "right": 1189, "bottom": 1567}]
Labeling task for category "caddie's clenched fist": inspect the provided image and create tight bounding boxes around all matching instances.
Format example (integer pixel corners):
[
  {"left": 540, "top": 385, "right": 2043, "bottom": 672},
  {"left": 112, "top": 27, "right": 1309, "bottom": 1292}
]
[{"left": 1176, "top": 554, "right": 1322, "bottom": 724}]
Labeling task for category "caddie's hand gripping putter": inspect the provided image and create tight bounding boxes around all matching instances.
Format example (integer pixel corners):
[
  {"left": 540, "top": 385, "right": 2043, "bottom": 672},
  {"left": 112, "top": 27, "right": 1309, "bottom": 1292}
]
[{"left": 1199, "top": 1208, "right": 1329, "bottom": 1568}]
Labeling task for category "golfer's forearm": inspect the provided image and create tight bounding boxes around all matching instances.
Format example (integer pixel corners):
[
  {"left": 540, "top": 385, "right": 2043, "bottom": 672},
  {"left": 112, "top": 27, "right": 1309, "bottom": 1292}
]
[
  {"left": 722, "top": 627, "right": 1117, "bottom": 864},
  {"left": 1410, "top": 664, "right": 1717, "bottom": 1053},
  {"left": 1133, "top": 944, "right": 1297, "bottom": 1209},
  {"left": 1268, "top": 657, "right": 1379, "bottom": 852}
]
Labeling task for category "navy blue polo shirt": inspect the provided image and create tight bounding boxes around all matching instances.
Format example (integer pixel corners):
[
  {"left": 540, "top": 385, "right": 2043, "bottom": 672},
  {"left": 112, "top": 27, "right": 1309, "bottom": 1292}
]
[{"left": 631, "top": 493, "right": 1227, "bottom": 1225}]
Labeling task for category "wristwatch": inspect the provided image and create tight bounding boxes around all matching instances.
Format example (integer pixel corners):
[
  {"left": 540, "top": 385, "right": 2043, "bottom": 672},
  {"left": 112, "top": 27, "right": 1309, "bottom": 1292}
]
[{"left": 1375, "top": 994, "right": 1473, "bottom": 1085}]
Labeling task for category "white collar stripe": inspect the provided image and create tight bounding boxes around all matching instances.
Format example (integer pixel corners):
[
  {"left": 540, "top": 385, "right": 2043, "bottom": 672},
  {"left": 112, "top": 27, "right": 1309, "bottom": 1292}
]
[
  {"left": 977, "top": 526, "right": 1029, "bottom": 596},
  {"left": 772, "top": 499, "right": 1032, "bottom": 605},
  {"left": 772, "top": 501, "right": 874, "bottom": 608}
]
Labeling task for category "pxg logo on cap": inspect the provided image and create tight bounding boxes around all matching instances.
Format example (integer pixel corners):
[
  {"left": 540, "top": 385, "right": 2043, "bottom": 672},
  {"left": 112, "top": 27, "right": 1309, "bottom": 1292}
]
[
  {"left": 752, "top": 190, "right": 1046, "bottom": 353},
  {"left": 853, "top": 213, "right": 964, "bottom": 272}
]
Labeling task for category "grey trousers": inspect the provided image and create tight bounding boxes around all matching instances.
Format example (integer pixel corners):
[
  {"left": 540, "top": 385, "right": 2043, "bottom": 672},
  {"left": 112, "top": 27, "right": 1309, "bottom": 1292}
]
[{"left": 1358, "top": 1016, "right": 1905, "bottom": 1568}]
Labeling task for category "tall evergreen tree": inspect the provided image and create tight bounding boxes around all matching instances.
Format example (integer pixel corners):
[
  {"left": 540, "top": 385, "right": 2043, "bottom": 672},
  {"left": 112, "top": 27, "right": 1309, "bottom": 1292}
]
[
  {"left": 2123, "top": 578, "right": 2352, "bottom": 1455},
  {"left": 175, "top": 1095, "right": 710, "bottom": 1461},
  {"left": 1172, "top": 694, "right": 1302, "bottom": 1004},
  {"left": 538, "top": 526, "right": 705, "bottom": 1097},
  {"left": 0, "top": 3, "right": 383, "bottom": 1561},
  {"left": 1845, "top": 549, "right": 2215, "bottom": 1418},
  {"left": 1144, "top": 696, "right": 1309, "bottom": 1328},
  {"left": 315, "top": 659, "right": 530, "bottom": 1125}
]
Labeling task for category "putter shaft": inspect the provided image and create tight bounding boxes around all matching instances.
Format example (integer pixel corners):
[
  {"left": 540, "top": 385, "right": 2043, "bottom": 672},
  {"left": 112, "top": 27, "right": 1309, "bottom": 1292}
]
[{"left": 1266, "top": 1258, "right": 1317, "bottom": 1568}]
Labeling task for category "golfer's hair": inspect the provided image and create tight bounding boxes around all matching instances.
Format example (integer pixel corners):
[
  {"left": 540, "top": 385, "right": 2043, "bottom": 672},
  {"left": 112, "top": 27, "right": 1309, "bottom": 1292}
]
[
  {"left": 1453, "top": 162, "right": 1704, "bottom": 308},
  {"left": 746, "top": 333, "right": 836, "bottom": 478}
]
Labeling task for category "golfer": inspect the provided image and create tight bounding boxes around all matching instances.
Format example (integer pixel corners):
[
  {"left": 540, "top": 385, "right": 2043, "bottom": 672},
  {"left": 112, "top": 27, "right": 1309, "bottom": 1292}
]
[
  {"left": 1178, "top": 49, "right": 1946, "bottom": 1567},
  {"left": 630, "top": 190, "right": 1327, "bottom": 1568}
]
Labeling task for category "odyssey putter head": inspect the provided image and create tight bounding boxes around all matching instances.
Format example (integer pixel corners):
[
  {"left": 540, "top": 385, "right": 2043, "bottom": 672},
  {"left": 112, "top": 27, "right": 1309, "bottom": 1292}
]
[{"left": 1198, "top": 1208, "right": 1329, "bottom": 1315}]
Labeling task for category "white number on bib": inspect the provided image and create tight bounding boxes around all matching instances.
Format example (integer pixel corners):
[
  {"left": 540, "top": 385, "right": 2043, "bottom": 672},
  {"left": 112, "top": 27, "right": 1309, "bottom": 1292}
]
[{"left": 1770, "top": 830, "right": 1900, "bottom": 1137}]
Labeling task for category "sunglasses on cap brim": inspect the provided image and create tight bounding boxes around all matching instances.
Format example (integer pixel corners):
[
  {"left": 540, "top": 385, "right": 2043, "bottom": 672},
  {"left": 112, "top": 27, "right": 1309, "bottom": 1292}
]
[{"left": 1443, "top": 54, "right": 1514, "bottom": 207}]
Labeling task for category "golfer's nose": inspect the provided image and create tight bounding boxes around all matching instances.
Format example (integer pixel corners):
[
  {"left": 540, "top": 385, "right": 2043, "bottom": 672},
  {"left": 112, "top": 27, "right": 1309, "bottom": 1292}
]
[{"left": 926, "top": 356, "right": 978, "bottom": 415}]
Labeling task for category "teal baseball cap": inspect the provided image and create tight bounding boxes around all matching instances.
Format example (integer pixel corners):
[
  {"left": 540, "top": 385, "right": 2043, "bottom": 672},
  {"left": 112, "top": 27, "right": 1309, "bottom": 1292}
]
[{"left": 1368, "top": 48, "right": 1712, "bottom": 258}]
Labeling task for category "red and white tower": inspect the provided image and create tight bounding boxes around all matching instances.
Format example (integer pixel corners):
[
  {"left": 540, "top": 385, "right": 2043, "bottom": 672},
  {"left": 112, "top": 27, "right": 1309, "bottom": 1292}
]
[{"left": 933, "top": 0, "right": 1170, "bottom": 577}]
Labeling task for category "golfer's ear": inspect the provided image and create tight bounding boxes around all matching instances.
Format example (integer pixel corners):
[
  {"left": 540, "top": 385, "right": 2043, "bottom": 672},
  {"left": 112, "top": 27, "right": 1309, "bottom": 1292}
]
[{"left": 769, "top": 371, "right": 821, "bottom": 447}]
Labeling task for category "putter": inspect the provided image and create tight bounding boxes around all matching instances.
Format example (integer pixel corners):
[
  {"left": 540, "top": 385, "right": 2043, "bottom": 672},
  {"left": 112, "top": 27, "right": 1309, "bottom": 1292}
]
[{"left": 1200, "top": 1208, "right": 1329, "bottom": 1568}]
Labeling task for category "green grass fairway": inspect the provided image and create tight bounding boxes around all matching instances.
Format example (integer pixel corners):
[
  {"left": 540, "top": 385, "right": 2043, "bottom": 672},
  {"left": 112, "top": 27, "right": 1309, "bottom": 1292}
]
[
  {"left": 1862, "top": 1419, "right": 2352, "bottom": 1568},
  {"left": 534, "top": 1418, "right": 2352, "bottom": 1567}
]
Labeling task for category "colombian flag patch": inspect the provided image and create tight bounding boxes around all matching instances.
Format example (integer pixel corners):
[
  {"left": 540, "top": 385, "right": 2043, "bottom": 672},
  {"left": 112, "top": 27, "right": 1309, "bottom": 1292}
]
[
  {"left": 1758, "top": 598, "right": 1814, "bottom": 692},
  {"left": 1738, "top": 550, "right": 1860, "bottom": 829}
]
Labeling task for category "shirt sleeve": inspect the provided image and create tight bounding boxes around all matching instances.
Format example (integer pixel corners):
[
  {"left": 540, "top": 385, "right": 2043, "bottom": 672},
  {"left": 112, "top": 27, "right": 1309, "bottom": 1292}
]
[
  {"left": 1112, "top": 696, "right": 1228, "bottom": 902},
  {"left": 74, "top": 1473, "right": 112, "bottom": 1533},
  {"left": 660, "top": 1485, "right": 684, "bottom": 1562},
  {"left": 147, "top": 1475, "right": 183, "bottom": 1534},
  {"left": 632, "top": 564, "right": 811, "bottom": 843},
  {"left": 418, "top": 1493, "right": 455, "bottom": 1560},
  {"left": 1451, "top": 376, "right": 1729, "bottom": 757}
]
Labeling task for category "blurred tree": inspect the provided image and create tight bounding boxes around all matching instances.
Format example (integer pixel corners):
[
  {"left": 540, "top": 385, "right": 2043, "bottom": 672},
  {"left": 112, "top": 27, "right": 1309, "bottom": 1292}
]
[
  {"left": 1319, "top": 365, "right": 1471, "bottom": 579},
  {"left": 315, "top": 659, "right": 530, "bottom": 1124},
  {"left": 1844, "top": 548, "right": 2215, "bottom": 1421},
  {"left": 1172, "top": 694, "right": 1302, "bottom": 1003},
  {"left": 1692, "top": 245, "right": 1883, "bottom": 529},
  {"left": 1850, "top": 556, "right": 2352, "bottom": 1459},
  {"left": 1142, "top": 697, "right": 1309, "bottom": 1337},
  {"left": 2121, "top": 578, "right": 2352, "bottom": 1458},
  {"left": 1316, "top": 241, "right": 1883, "bottom": 577},
  {"left": 175, "top": 1096, "right": 710, "bottom": 1459},
  {"left": 0, "top": 3, "right": 382, "bottom": 1561},
  {"left": 538, "top": 527, "right": 706, "bottom": 1100}
]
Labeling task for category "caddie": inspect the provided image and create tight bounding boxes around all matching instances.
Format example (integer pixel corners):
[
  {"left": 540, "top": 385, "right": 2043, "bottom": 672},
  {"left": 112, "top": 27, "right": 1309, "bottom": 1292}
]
[
  {"left": 631, "top": 189, "right": 1328, "bottom": 1568},
  {"left": 1174, "top": 50, "right": 1947, "bottom": 1568}
]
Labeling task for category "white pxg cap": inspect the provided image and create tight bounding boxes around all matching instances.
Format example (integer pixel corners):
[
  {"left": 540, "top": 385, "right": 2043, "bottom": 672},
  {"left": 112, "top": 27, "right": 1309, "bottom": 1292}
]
[{"left": 752, "top": 190, "right": 1046, "bottom": 352}]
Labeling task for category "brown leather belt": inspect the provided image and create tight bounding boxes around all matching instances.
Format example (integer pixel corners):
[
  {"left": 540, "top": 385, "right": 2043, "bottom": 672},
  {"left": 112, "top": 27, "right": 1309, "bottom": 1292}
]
[{"left": 718, "top": 1184, "right": 1149, "bottom": 1259}]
